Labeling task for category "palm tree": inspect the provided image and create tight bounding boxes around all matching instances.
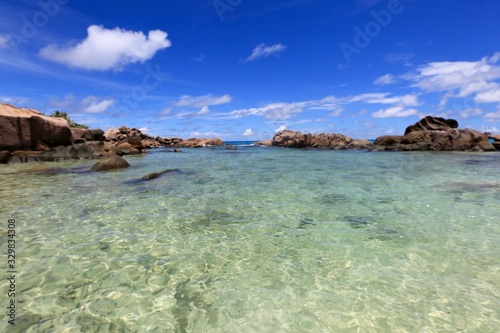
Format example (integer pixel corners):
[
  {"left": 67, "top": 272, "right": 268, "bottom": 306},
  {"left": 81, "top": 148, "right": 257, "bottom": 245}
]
[{"left": 50, "top": 110, "right": 89, "bottom": 129}]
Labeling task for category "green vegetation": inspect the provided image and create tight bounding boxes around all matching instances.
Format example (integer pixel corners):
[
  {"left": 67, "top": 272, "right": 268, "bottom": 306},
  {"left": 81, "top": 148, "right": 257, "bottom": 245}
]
[{"left": 50, "top": 110, "right": 89, "bottom": 129}]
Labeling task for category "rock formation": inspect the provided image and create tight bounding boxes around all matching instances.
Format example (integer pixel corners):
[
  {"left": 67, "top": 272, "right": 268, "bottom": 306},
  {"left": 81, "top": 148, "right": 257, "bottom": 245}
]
[
  {"left": 91, "top": 154, "right": 130, "bottom": 171},
  {"left": 0, "top": 103, "right": 72, "bottom": 151},
  {"left": 404, "top": 116, "right": 458, "bottom": 135},
  {"left": 272, "top": 130, "right": 372, "bottom": 150},
  {"left": 104, "top": 126, "right": 225, "bottom": 149},
  {"left": 373, "top": 117, "right": 495, "bottom": 152}
]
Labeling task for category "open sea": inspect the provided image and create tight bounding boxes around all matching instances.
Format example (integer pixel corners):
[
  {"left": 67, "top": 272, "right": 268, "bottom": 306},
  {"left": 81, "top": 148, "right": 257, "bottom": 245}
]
[{"left": 1, "top": 143, "right": 499, "bottom": 332}]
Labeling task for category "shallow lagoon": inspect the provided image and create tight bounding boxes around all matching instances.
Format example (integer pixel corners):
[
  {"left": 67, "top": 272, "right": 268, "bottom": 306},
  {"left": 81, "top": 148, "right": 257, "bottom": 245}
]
[{"left": 1, "top": 146, "right": 499, "bottom": 332}]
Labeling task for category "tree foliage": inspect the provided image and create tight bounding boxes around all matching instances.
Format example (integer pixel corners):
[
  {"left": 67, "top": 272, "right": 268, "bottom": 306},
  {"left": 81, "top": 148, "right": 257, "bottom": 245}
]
[{"left": 50, "top": 111, "right": 89, "bottom": 129}]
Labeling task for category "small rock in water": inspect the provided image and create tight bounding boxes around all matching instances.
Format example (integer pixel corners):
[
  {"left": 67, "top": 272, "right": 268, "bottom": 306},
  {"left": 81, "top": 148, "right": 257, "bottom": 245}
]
[
  {"left": 298, "top": 218, "right": 316, "bottom": 229},
  {"left": 91, "top": 154, "right": 130, "bottom": 171},
  {"left": 140, "top": 168, "right": 181, "bottom": 181}
]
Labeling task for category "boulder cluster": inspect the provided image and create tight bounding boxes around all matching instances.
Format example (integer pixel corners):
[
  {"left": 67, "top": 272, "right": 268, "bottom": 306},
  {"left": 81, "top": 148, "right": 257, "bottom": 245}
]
[
  {"left": 270, "top": 130, "right": 372, "bottom": 150},
  {"left": 0, "top": 103, "right": 225, "bottom": 166},
  {"left": 259, "top": 116, "right": 497, "bottom": 152}
]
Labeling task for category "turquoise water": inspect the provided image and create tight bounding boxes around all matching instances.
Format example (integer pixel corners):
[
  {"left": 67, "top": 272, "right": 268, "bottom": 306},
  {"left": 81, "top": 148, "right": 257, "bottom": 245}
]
[{"left": 1, "top": 146, "right": 499, "bottom": 332}]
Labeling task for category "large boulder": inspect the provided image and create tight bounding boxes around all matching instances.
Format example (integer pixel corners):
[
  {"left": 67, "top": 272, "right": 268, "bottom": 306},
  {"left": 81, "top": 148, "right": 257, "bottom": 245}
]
[
  {"left": 404, "top": 116, "right": 458, "bottom": 135},
  {"left": 175, "top": 137, "right": 225, "bottom": 148},
  {"left": 71, "top": 128, "right": 105, "bottom": 143},
  {"left": 272, "top": 130, "right": 357, "bottom": 149},
  {"left": 373, "top": 128, "right": 495, "bottom": 152},
  {"left": 0, "top": 103, "right": 72, "bottom": 151},
  {"left": 272, "top": 130, "right": 312, "bottom": 148},
  {"left": 91, "top": 154, "right": 130, "bottom": 171}
]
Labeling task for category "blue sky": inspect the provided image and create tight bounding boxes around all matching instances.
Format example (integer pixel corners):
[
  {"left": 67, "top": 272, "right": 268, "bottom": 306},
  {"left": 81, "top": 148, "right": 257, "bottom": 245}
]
[{"left": 1, "top": 0, "right": 499, "bottom": 140}]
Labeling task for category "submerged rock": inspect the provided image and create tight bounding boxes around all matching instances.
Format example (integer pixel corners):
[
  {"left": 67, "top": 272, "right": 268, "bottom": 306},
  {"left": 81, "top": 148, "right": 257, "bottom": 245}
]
[
  {"left": 140, "top": 169, "right": 181, "bottom": 181},
  {"left": 91, "top": 154, "right": 130, "bottom": 171}
]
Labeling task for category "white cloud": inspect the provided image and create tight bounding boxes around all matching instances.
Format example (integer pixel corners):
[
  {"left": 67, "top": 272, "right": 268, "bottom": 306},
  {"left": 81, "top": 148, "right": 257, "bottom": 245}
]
[
  {"left": 244, "top": 43, "right": 286, "bottom": 62},
  {"left": 0, "top": 34, "right": 10, "bottom": 49},
  {"left": 231, "top": 103, "right": 303, "bottom": 120},
  {"left": 39, "top": 25, "right": 171, "bottom": 71},
  {"left": 481, "top": 126, "right": 499, "bottom": 133},
  {"left": 195, "top": 106, "right": 211, "bottom": 116},
  {"left": 460, "top": 108, "right": 483, "bottom": 118},
  {"left": 175, "top": 94, "right": 232, "bottom": 108},
  {"left": 243, "top": 128, "right": 253, "bottom": 136},
  {"left": 275, "top": 125, "right": 286, "bottom": 133},
  {"left": 372, "top": 107, "right": 418, "bottom": 118},
  {"left": 0, "top": 96, "right": 28, "bottom": 105},
  {"left": 374, "top": 74, "right": 397, "bottom": 86},
  {"left": 81, "top": 96, "right": 115, "bottom": 113},
  {"left": 407, "top": 53, "right": 500, "bottom": 105},
  {"left": 484, "top": 111, "right": 500, "bottom": 120},
  {"left": 349, "top": 93, "right": 420, "bottom": 106},
  {"left": 475, "top": 84, "right": 500, "bottom": 103}
]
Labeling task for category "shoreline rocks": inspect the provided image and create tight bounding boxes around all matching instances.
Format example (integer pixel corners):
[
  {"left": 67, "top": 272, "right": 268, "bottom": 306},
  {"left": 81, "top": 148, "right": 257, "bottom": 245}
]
[
  {"left": 268, "top": 117, "right": 497, "bottom": 152},
  {"left": 0, "top": 103, "right": 72, "bottom": 151},
  {"left": 0, "top": 103, "right": 226, "bottom": 164},
  {"left": 271, "top": 130, "right": 373, "bottom": 150}
]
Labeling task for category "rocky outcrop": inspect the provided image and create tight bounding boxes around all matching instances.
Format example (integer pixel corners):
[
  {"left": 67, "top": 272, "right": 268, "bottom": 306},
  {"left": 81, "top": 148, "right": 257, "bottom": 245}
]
[
  {"left": 5, "top": 142, "right": 116, "bottom": 164},
  {"left": 104, "top": 126, "right": 225, "bottom": 149},
  {"left": 254, "top": 140, "right": 273, "bottom": 147},
  {"left": 373, "top": 128, "right": 495, "bottom": 152},
  {"left": 488, "top": 134, "right": 500, "bottom": 151},
  {"left": 0, "top": 103, "right": 72, "bottom": 151},
  {"left": 71, "top": 128, "right": 105, "bottom": 143},
  {"left": 91, "top": 154, "right": 130, "bottom": 171},
  {"left": 104, "top": 126, "right": 158, "bottom": 151},
  {"left": 404, "top": 116, "right": 458, "bottom": 135},
  {"left": 174, "top": 137, "right": 225, "bottom": 148},
  {"left": 272, "top": 130, "right": 369, "bottom": 150}
]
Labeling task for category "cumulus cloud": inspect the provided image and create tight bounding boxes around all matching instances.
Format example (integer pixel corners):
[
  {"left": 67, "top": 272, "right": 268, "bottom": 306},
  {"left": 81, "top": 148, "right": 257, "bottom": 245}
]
[
  {"left": 374, "top": 74, "right": 397, "bottom": 86},
  {"left": 39, "top": 25, "right": 171, "bottom": 71},
  {"left": 244, "top": 43, "right": 286, "bottom": 62},
  {"left": 407, "top": 53, "right": 500, "bottom": 106},
  {"left": 243, "top": 128, "right": 253, "bottom": 136},
  {"left": 475, "top": 84, "right": 500, "bottom": 103},
  {"left": 81, "top": 96, "right": 115, "bottom": 113},
  {"left": 372, "top": 107, "right": 418, "bottom": 118}
]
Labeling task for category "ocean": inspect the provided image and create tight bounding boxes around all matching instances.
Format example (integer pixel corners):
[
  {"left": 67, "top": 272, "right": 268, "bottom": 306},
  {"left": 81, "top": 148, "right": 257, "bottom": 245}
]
[{"left": 1, "top": 145, "right": 499, "bottom": 332}]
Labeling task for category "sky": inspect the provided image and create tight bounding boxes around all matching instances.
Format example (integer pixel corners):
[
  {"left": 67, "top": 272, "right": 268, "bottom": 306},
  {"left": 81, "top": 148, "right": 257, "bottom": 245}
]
[{"left": 0, "top": 0, "right": 499, "bottom": 141}]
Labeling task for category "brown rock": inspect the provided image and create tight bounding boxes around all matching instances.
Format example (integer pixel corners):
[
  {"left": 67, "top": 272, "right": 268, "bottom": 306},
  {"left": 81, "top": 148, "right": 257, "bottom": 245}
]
[
  {"left": 91, "top": 154, "right": 130, "bottom": 171},
  {"left": 254, "top": 140, "right": 273, "bottom": 146},
  {"left": 373, "top": 129, "right": 495, "bottom": 152},
  {"left": 175, "top": 137, "right": 225, "bottom": 148},
  {"left": 0, "top": 151, "right": 11, "bottom": 164},
  {"left": 0, "top": 103, "right": 72, "bottom": 151},
  {"left": 71, "top": 128, "right": 105, "bottom": 143},
  {"left": 347, "top": 139, "right": 373, "bottom": 150},
  {"left": 404, "top": 116, "right": 458, "bottom": 135}
]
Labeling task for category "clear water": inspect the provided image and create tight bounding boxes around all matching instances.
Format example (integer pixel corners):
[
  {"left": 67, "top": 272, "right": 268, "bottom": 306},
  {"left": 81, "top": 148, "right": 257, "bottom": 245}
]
[{"left": 1, "top": 146, "right": 499, "bottom": 332}]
